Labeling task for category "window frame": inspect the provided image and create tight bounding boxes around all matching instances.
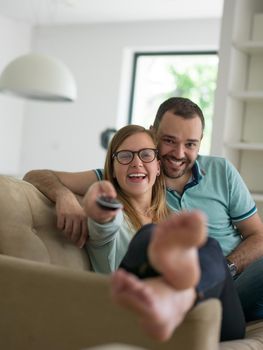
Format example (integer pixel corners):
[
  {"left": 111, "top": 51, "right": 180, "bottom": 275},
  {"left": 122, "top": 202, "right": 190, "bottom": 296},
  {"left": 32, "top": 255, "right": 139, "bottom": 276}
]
[{"left": 128, "top": 50, "right": 218, "bottom": 124}]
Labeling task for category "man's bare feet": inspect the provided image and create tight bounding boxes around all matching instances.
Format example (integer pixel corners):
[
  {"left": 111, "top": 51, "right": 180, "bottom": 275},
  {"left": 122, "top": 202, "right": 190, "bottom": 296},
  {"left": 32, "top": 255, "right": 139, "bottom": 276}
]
[
  {"left": 148, "top": 210, "right": 207, "bottom": 290},
  {"left": 111, "top": 269, "right": 195, "bottom": 342}
]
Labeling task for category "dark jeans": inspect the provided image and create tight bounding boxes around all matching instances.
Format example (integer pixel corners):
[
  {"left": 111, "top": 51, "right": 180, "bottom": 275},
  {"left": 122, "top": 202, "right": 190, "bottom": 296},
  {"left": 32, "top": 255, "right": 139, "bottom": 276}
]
[
  {"left": 234, "top": 256, "right": 263, "bottom": 322},
  {"left": 120, "top": 223, "right": 246, "bottom": 342}
]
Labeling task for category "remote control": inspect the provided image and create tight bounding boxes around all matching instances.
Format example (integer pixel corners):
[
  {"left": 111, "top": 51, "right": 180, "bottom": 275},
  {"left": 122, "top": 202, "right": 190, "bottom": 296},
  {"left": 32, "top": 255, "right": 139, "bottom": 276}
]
[{"left": 96, "top": 195, "right": 123, "bottom": 210}]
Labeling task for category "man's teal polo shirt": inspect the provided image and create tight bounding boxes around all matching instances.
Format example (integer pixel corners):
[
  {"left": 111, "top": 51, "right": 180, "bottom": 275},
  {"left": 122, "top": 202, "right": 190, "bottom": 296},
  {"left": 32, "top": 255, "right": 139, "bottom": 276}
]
[
  {"left": 166, "top": 155, "right": 256, "bottom": 256},
  {"left": 94, "top": 155, "right": 257, "bottom": 256}
]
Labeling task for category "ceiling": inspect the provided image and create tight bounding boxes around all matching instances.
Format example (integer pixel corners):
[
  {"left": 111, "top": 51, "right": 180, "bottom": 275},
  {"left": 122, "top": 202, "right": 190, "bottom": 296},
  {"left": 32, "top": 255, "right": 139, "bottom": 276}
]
[{"left": 0, "top": 0, "right": 224, "bottom": 26}]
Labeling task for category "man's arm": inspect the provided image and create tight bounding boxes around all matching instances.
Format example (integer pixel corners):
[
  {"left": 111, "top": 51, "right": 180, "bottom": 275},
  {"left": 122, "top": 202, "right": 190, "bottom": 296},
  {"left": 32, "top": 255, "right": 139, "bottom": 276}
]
[
  {"left": 23, "top": 169, "right": 98, "bottom": 247},
  {"left": 227, "top": 212, "right": 263, "bottom": 273},
  {"left": 23, "top": 169, "right": 98, "bottom": 198}
]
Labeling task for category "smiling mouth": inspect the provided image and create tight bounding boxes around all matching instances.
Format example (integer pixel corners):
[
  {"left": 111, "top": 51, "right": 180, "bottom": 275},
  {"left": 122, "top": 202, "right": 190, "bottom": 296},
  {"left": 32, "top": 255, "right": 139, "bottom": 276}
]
[
  {"left": 128, "top": 173, "right": 147, "bottom": 179},
  {"left": 165, "top": 157, "right": 186, "bottom": 167}
]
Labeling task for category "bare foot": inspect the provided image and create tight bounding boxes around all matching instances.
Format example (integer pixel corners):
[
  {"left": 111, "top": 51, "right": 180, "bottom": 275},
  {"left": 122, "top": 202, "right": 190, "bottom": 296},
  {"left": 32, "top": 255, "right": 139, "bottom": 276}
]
[
  {"left": 148, "top": 210, "right": 207, "bottom": 290},
  {"left": 111, "top": 269, "right": 195, "bottom": 341}
]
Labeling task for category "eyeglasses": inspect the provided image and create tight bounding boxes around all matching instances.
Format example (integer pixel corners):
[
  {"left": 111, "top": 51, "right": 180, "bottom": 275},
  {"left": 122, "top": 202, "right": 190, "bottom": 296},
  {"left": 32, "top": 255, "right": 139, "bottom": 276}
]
[{"left": 112, "top": 148, "right": 158, "bottom": 165}]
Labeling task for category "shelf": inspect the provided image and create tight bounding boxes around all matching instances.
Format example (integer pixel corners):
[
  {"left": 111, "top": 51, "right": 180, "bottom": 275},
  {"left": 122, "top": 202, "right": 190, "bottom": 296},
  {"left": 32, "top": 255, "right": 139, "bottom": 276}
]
[
  {"left": 229, "top": 91, "right": 263, "bottom": 101},
  {"left": 225, "top": 142, "right": 263, "bottom": 151},
  {"left": 217, "top": 2, "right": 263, "bottom": 215},
  {"left": 233, "top": 41, "right": 263, "bottom": 54},
  {"left": 252, "top": 193, "right": 263, "bottom": 202}
]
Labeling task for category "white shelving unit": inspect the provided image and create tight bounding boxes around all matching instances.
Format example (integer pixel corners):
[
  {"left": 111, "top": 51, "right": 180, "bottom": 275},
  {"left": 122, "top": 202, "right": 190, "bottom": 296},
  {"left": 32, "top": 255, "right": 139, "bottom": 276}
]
[
  {"left": 229, "top": 91, "right": 263, "bottom": 101},
  {"left": 212, "top": 0, "right": 263, "bottom": 219},
  {"left": 226, "top": 143, "right": 263, "bottom": 151},
  {"left": 252, "top": 193, "right": 263, "bottom": 203},
  {"left": 233, "top": 41, "right": 263, "bottom": 54}
]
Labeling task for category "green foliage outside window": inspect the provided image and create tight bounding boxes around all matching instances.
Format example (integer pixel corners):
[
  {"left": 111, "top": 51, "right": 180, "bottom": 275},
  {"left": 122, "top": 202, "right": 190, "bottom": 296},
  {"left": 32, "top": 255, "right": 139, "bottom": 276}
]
[{"left": 163, "top": 63, "right": 218, "bottom": 154}]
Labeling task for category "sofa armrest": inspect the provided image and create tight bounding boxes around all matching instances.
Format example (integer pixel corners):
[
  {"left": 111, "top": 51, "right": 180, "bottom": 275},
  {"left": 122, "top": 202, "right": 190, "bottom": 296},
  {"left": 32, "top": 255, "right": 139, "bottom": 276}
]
[
  {"left": 0, "top": 175, "right": 90, "bottom": 270},
  {"left": 0, "top": 254, "right": 221, "bottom": 350}
]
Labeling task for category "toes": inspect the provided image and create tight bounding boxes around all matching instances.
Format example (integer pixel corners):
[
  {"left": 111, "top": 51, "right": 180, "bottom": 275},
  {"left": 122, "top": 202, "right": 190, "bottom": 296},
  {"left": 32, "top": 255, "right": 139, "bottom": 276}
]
[
  {"left": 111, "top": 270, "right": 156, "bottom": 313},
  {"left": 111, "top": 269, "right": 138, "bottom": 293}
]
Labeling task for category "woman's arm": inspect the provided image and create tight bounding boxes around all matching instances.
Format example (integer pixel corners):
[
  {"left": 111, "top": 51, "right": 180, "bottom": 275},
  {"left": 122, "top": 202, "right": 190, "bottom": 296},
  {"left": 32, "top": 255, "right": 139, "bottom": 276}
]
[{"left": 83, "top": 181, "right": 126, "bottom": 273}]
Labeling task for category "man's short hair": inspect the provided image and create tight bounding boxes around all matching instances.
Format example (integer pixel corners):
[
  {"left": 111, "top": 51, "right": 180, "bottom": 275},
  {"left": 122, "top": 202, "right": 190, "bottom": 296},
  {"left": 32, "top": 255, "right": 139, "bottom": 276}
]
[{"left": 153, "top": 97, "right": 205, "bottom": 131}]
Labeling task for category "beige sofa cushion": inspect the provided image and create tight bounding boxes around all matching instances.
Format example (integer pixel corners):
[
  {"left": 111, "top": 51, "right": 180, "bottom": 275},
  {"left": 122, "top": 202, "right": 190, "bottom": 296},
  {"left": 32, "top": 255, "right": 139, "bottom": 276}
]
[
  {"left": 0, "top": 175, "right": 90, "bottom": 270},
  {"left": 220, "top": 322, "right": 263, "bottom": 350},
  {"left": 83, "top": 345, "right": 148, "bottom": 350}
]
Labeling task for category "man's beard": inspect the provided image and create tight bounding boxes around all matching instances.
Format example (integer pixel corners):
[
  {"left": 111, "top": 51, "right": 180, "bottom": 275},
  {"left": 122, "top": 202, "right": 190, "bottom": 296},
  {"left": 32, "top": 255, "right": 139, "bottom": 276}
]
[{"left": 161, "top": 156, "right": 191, "bottom": 179}]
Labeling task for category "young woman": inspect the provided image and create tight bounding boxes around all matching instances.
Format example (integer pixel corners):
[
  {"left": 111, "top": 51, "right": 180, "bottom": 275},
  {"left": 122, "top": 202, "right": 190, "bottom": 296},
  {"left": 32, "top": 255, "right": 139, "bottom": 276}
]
[
  {"left": 84, "top": 125, "right": 170, "bottom": 273},
  {"left": 83, "top": 125, "right": 245, "bottom": 342}
]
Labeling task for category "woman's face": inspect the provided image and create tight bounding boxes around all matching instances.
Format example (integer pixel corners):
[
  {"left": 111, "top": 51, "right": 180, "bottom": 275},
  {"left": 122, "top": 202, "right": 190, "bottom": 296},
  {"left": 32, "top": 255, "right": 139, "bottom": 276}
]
[{"left": 113, "top": 132, "right": 160, "bottom": 198}]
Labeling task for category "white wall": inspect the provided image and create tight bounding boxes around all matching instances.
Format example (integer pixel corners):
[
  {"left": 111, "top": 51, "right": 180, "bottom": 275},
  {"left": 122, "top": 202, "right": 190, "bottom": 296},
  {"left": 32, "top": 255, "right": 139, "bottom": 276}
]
[
  {"left": 0, "top": 15, "right": 32, "bottom": 176},
  {"left": 0, "top": 18, "right": 221, "bottom": 175}
]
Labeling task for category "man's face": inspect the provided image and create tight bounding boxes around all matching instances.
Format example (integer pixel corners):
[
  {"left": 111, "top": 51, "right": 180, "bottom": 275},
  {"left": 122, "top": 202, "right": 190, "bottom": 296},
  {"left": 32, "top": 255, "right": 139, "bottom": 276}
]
[{"left": 155, "top": 112, "right": 202, "bottom": 179}]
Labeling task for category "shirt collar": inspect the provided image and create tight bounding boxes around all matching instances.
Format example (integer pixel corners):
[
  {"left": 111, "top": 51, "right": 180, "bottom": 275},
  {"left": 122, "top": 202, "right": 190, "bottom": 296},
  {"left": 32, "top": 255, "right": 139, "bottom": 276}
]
[
  {"left": 166, "top": 157, "right": 205, "bottom": 193},
  {"left": 192, "top": 158, "right": 204, "bottom": 183}
]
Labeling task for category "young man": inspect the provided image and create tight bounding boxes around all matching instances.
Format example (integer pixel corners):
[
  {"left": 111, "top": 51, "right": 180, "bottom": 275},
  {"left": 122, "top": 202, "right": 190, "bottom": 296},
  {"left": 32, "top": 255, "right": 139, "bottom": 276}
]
[
  {"left": 23, "top": 97, "right": 263, "bottom": 322},
  {"left": 151, "top": 97, "right": 263, "bottom": 322}
]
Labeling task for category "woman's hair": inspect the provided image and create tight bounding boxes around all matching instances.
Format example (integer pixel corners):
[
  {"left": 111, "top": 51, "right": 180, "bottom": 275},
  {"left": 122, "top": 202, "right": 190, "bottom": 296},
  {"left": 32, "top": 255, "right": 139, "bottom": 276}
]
[{"left": 104, "top": 124, "right": 170, "bottom": 231}]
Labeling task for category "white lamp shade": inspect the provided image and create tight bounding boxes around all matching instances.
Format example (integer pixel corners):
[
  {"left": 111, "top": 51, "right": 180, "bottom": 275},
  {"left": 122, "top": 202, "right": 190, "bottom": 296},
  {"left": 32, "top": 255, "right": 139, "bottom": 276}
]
[{"left": 0, "top": 53, "right": 77, "bottom": 102}]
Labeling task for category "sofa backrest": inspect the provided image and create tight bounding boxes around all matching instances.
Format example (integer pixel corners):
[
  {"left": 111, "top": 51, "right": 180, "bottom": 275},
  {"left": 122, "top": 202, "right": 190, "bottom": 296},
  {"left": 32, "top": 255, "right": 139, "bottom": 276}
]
[{"left": 0, "top": 175, "right": 90, "bottom": 270}]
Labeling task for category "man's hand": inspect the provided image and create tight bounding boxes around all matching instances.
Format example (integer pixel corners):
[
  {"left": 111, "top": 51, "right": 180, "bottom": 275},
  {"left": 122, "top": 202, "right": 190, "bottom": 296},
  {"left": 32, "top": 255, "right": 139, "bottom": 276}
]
[
  {"left": 23, "top": 168, "right": 99, "bottom": 248},
  {"left": 56, "top": 190, "right": 88, "bottom": 248},
  {"left": 227, "top": 213, "right": 263, "bottom": 273}
]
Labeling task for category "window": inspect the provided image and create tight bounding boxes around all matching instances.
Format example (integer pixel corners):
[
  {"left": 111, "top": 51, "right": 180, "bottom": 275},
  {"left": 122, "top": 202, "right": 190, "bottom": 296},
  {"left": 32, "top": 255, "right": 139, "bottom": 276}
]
[{"left": 129, "top": 52, "right": 218, "bottom": 155}]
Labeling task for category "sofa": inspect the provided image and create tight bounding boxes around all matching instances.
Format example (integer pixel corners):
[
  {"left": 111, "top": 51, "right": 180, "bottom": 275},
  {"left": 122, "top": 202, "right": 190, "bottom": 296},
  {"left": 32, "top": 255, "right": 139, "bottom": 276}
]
[{"left": 0, "top": 175, "right": 262, "bottom": 350}]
